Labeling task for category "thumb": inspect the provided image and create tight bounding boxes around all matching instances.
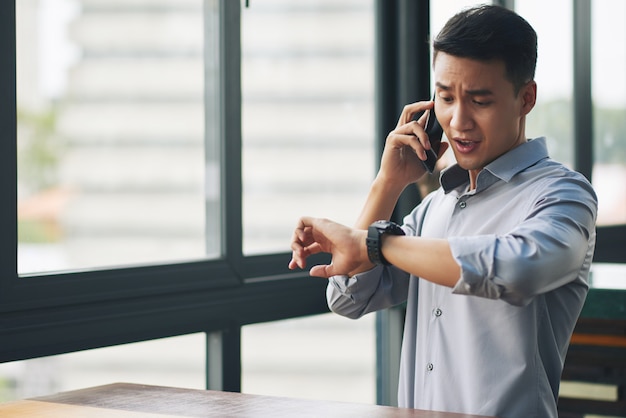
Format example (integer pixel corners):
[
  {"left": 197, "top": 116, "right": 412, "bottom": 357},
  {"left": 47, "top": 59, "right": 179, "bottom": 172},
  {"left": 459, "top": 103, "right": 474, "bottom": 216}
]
[{"left": 309, "top": 264, "right": 335, "bottom": 278}]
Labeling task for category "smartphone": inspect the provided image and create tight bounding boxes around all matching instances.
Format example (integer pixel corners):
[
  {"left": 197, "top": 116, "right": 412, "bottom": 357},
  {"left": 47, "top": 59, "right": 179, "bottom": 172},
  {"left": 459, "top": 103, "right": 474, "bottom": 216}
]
[{"left": 421, "top": 101, "right": 443, "bottom": 174}]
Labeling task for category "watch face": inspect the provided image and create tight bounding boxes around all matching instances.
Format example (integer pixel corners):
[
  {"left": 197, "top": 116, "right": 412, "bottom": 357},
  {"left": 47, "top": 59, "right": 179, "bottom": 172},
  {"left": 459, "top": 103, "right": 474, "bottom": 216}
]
[
  {"left": 373, "top": 220, "right": 404, "bottom": 235},
  {"left": 373, "top": 220, "right": 391, "bottom": 229}
]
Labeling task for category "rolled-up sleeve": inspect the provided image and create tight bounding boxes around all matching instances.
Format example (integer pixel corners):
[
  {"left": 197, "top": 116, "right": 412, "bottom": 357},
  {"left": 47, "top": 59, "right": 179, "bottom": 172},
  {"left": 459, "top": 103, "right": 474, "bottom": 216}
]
[
  {"left": 450, "top": 176, "right": 597, "bottom": 306},
  {"left": 327, "top": 265, "right": 410, "bottom": 319}
]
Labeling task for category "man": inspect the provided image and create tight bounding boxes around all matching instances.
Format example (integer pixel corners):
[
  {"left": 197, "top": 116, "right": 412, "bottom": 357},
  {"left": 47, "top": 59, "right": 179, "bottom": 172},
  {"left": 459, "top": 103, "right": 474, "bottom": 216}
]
[{"left": 289, "top": 5, "right": 597, "bottom": 418}]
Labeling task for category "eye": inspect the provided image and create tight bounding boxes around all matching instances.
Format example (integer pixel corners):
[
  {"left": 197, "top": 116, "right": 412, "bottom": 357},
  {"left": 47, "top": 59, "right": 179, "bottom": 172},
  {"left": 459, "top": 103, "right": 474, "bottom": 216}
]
[{"left": 473, "top": 99, "right": 492, "bottom": 106}]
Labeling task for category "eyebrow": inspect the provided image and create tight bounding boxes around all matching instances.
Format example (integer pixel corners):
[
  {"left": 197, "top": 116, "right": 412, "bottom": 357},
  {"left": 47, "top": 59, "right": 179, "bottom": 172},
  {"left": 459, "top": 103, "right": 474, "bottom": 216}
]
[{"left": 435, "top": 82, "right": 494, "bottom": 96}]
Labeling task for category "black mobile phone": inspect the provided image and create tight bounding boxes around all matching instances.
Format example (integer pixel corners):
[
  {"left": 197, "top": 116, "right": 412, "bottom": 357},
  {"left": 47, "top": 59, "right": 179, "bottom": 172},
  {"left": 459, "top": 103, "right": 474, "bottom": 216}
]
[{"left": 421, "top": 102, "right": 443, "bottom": 174}]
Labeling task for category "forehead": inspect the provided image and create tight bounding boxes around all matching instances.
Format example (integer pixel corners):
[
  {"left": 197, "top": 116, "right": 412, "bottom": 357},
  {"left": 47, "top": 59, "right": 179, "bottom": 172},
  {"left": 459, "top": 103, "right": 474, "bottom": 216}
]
[{"left": 433, "top": 53, "right": 512, "bottom": 93}]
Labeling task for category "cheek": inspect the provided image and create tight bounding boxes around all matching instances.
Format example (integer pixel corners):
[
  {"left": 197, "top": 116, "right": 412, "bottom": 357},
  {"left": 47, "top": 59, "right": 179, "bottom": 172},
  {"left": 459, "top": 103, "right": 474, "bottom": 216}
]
[
  {"left": 482, "top": 108, "right": 518, "bottom": 135},
  {"left": 435, "top": 106, "right": 453, "bottom": 130}
]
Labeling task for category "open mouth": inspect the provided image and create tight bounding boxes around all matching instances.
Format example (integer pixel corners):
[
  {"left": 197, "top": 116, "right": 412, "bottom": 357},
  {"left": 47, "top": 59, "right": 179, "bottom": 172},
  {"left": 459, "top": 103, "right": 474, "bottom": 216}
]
[{"left": 454, "top": 139, "right": 479, "bottom": 153}]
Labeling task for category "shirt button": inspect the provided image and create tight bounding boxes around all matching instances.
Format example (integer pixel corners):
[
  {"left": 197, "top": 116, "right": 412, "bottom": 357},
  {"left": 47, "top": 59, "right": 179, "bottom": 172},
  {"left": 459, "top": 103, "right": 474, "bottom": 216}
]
[
  {"left": 459, "top": 201, "right": 467, "bottom": 209},
  {"left": 427, "top": 363, "right": 434, "bottom": 372},
  {"left": 433, "top": 308, "right": 443, "bottom": 317}
]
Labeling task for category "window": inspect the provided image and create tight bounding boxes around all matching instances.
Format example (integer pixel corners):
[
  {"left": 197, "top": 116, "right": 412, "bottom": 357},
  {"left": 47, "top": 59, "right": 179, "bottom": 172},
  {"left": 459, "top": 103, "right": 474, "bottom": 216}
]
[
  {"left": 241, "top": 0, "right": 375, "bottom": 255},
  {"left": 16, "top": 0, "right": 217, "bottom": 274},
  {"left": 516, "top": 0, "right": 574, "bottom": 167},
  {"left": 241, "top": 0, "right": 379, "bottom": 401},
  {"left": 1, "top": 0, "right": 623, "bottom": 406},
  {"left": 2, "top": 0, "right": 373, "bottom": 400},
  {"left": 0, "top": 334, "right": 206, "bottom": 400},
  {"left": 242, "top": 313, "right": 376, "bottom": 404},
  {"left": 2, "top": 0, "right": 330, "bottom": 386},
  {"left": 591, "top": 0, "right": 626, "bottom": 227}
]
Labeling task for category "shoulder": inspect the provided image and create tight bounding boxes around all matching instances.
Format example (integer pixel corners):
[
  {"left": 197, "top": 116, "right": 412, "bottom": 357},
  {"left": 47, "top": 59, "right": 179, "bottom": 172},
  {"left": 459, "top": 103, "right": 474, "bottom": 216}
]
[{"left": 520, "top": 158, "right": 598, "bottom": 215}]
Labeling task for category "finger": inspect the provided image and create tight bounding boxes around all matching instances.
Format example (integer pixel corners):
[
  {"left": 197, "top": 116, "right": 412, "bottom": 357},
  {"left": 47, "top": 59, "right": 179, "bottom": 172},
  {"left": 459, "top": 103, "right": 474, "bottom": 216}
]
[
  {"left": 387, "top": 129, "right": 428, "bottom": 161},
  {"left": 417, "top": 107, "right": 430, "bottom": 125},
  {"left": 406, "top": 108, "right": 436, "bottom": 152},
  {"left": 288, "top": 256, "right": 301, "bottom": 270},
  {"left": 395, "top": 101, "right": 434, "bottom": 129},
  {"left": 289, "top": 221, "right": 311, "bottom": 270},
  {"left": 293, "top": 216, "right": 313, "bottom": 234},
  {"left": 291, "top": 219, "right": 316, "bottom": 250},
  {"left": 289, "top": 245, "right": 306, "bottom": 269},
  {"left": 293, "top": 227, "right": 312, "bottom": 248},
  {"left": 419, "top": 109, "right": 433, "bottom": 151},
  {"left": 304, "top": 242, "right": 323, "bottom": 256},
  {"left": 290, "top": 231, "right": 305, "bottom": 253}
]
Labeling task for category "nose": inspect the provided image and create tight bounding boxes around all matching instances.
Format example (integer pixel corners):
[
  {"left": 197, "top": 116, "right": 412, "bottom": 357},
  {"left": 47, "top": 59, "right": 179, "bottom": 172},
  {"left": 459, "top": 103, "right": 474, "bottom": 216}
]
[{"left": 449, "top": 102, "right": 474, "bottom": 132}]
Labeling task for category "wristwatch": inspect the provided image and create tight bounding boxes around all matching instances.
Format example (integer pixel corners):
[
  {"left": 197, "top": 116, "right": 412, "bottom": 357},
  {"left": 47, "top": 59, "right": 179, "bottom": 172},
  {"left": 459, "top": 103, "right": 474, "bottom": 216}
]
[{"left": 366, "top": 220, "right": 405, "bottom": 265}]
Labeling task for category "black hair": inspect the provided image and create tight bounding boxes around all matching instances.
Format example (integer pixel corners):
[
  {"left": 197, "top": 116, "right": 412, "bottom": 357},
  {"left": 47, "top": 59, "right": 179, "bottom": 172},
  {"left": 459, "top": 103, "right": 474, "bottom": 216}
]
[{"left": 433, "top": 5, "right": 537, "bottom": 94}]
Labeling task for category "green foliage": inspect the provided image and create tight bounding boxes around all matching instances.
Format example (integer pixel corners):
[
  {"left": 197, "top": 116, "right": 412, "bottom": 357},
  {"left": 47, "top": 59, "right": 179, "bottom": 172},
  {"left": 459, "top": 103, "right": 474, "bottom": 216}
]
[
  {"left": 17, "top": 106, "right": 64, "bottom": 193},
  {"left": 18, "top": 219, "right": 61, "bottom": 243},
  {"left": 594, "top": 106, "right": 626, "bottom": 164},
  {"left": 528, "top": 99, "right": 626, "bottom": 165},
  {"left": 17, "top": 106, "right": 65, "bottom": 243},
  {"left": 527, "top": 99, "right": 574, "bottom": 165}
]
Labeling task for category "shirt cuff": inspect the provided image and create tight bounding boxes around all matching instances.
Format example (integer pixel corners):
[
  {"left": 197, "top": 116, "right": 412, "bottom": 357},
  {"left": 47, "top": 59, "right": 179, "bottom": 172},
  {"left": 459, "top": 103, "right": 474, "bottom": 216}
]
[
  {"left": 449, "top": 235, "right": 503, "bottom": 300},
  {"left": 328, "top": 266, "right": 383, "bottom": 302}
]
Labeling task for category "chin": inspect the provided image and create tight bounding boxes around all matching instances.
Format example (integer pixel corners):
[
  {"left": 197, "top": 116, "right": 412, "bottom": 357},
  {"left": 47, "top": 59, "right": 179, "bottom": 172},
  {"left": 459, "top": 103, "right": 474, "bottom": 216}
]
[{"left": 455, "top": 159, "right": 485, "bottom": 173}]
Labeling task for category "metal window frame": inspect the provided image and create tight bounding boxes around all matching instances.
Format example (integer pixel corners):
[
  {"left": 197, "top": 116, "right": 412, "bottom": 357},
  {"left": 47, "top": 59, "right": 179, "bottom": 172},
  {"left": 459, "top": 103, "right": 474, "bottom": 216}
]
[
  {"left": 374, "top": 0, "right": 430, "bottom": 406},
  {"left": 573, "top": 0, "right": 625, "bottom": 262},
  {"left": 0, "top": 0, "right": 329, "bottom": 392}
]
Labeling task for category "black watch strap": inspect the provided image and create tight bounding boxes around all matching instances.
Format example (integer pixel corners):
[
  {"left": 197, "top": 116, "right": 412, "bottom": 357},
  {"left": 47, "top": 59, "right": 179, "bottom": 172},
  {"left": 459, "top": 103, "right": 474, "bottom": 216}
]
[{"left": 366, "top": 220, "right": 405, "bottom": 265}]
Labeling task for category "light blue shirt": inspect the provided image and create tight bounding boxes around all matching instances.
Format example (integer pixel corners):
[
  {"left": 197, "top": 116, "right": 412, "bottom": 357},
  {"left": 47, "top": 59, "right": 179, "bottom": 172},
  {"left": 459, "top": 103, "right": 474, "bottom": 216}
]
[{"left": 327, "top": 138, "right": 597, "bottom": 418}]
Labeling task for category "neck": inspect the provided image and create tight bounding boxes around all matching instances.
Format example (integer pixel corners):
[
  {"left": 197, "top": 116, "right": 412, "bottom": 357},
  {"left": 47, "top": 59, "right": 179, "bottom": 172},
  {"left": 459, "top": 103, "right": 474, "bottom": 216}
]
[
  {"left": 468, "top": 169, "right": 480, "bottom": 190},
  {"left": 467, "top": 122, "right": 528, "bottom": 190}
]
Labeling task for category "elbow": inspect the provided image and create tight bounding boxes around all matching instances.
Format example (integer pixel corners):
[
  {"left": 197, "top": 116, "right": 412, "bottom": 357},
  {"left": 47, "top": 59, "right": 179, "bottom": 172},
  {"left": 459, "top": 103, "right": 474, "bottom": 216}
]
[
  {"left": 328, "top": 300, "right": 363, "bottom": 320},
  {"left": 496, "top": 259, "right": 544, "bottom": 305},
  {"left": 494, "top": 244, "right": 588, "bottom": 307},
  {"left": 326, "top": 281, "right": 366, "bottom": 320}
]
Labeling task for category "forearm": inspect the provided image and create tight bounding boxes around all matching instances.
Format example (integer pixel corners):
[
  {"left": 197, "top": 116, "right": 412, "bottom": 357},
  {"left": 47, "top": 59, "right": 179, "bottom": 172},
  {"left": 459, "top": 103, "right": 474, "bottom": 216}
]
[
  {"left": 354, "top": 176, "right": 406, "bottom": 229},
  {"left": 381, "top": 235, "right": 461, "bottom": 288}
]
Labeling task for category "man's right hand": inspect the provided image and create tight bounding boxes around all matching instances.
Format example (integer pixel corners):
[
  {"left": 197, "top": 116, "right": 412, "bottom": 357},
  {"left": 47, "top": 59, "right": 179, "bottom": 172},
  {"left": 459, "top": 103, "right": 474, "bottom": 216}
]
[{"left": 377, "top": 100, "right": 448, "bottom": 189}]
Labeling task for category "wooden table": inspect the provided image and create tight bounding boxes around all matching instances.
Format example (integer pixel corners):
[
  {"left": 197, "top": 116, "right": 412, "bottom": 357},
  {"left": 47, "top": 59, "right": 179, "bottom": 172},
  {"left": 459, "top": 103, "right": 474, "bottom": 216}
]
[{"left": 0, "top": 382, "right": 492, "bottom": 417}]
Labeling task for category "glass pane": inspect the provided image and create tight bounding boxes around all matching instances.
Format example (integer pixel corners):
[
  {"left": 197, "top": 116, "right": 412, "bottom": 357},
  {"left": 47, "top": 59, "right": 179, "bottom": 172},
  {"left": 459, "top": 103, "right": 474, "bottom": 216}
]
[
  {"left": 0, "top": 334, "right": 205, "bottom": 401},
  {"left": 430, "top": 1, "right": 493, "bottom": 37},
  {"left": 516, "top": 1, "right": 574, "bottom": 167},
  {"left": 241, "top": 0, "right": 375, "bottom": 255},
  {"left": 16, "top": 0, "right": 219, "bottom": 274},
  {"left": 242, "top": 313, "right": 376, "bottom": 403},
  {"left": 591, "top": 1, "right": 626, "bottom": 226},
  {"left": 590, "top": 263, "right": 626, "bottom": 290}
]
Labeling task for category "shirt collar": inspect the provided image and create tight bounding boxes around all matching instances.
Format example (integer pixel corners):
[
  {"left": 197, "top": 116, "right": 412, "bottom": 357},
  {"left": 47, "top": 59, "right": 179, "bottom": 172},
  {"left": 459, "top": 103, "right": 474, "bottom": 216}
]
[{"left": 440, "top": 137, "right": 550, "bottom": 193}]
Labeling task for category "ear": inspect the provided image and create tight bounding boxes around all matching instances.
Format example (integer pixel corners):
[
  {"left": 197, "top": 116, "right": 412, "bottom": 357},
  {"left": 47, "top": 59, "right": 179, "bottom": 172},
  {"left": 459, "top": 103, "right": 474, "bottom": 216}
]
[{"left": 519, "top": 81, "right": 537, "bottom": 116}]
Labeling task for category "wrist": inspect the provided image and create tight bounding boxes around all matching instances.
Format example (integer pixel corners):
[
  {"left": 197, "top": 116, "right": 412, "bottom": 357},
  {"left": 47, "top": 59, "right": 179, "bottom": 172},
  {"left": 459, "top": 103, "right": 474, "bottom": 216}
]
[{"left": 366, "top": 220, "right": 405, "bottom": 265}]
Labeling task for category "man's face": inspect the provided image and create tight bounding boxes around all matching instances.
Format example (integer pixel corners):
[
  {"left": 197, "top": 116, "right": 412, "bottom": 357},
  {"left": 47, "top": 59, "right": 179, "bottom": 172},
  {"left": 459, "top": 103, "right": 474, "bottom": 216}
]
[{"left": 433, "top": 53, "right": 535, "bottom": 175}]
